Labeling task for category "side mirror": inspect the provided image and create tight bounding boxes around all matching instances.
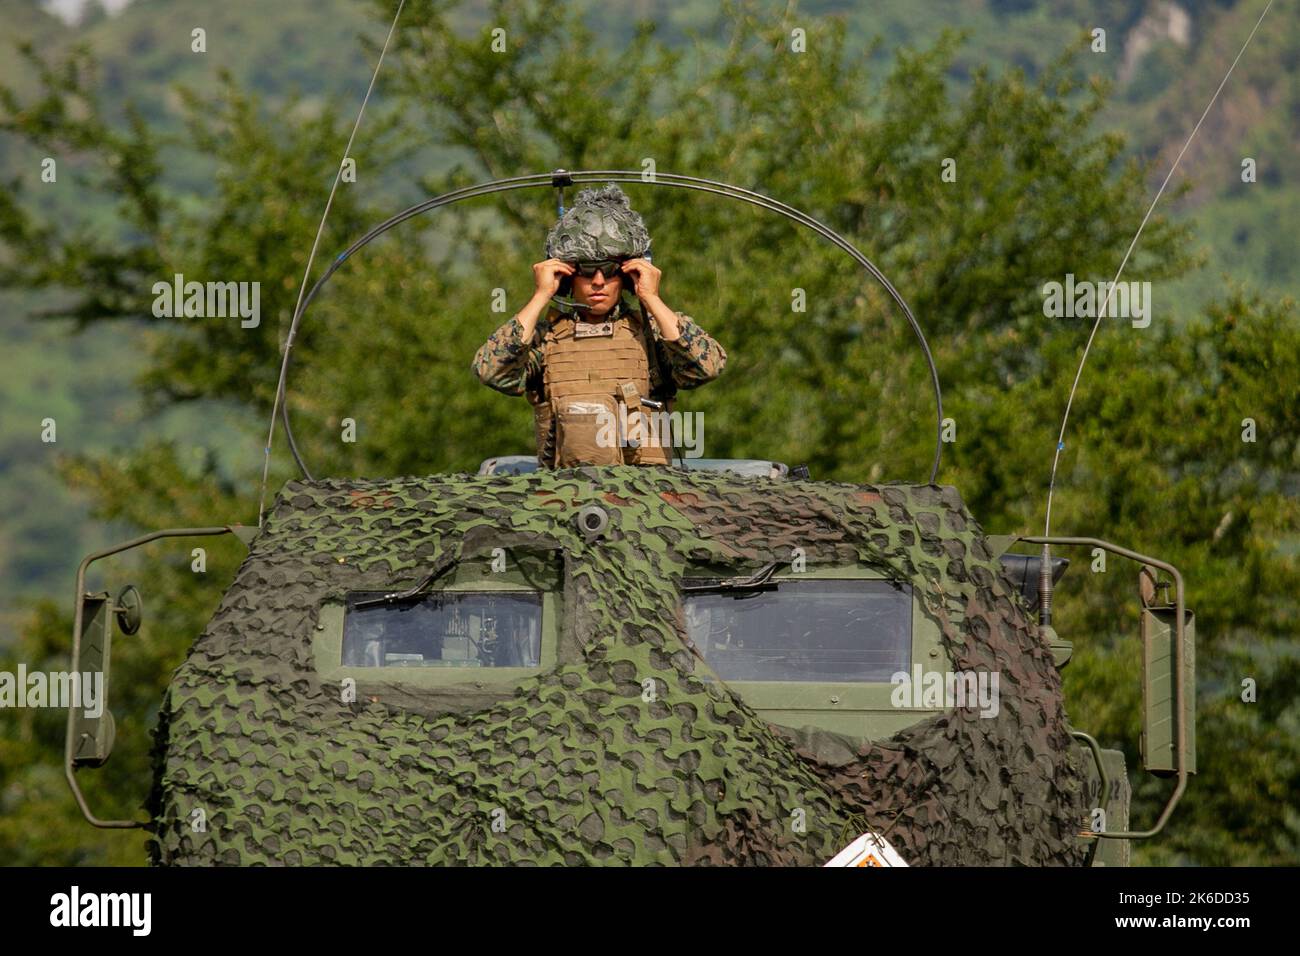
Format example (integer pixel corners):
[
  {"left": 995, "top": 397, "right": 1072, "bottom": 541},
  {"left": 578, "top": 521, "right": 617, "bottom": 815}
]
[
  {"left": 1005, "top": 534, "right": 1195, "bottom": 840},
  {"left": 67, "top": 525, "right": 249, "bottom": 828},
  {"left": 68, "top": 585, "right": 140, "bottom": 769},
  {"left": 1139, "top": 566, "right": 1197, "bottom": 776}
]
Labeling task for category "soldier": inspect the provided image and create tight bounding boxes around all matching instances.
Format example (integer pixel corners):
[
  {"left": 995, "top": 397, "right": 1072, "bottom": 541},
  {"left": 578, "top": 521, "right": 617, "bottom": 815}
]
[{"left": 472, "top": 184, "right": 726, "bottom": 468}]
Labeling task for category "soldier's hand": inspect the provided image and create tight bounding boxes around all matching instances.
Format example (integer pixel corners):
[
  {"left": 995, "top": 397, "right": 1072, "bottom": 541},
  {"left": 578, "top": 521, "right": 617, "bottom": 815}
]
[
  {"left": 533, "top": 259, "right": 575, "bottom": 298},
  {"left": 620, "top": 258, "right": 661, "bottom": 301}
]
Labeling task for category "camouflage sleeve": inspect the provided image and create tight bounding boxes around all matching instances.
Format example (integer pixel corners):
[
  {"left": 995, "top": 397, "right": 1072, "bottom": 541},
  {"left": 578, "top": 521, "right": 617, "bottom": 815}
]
[
  {"left": 471, "top": 316, "right": 543, "bottom": 396},
  {"left": 657, "top": 314, "right": 727, "bottom": 389}
]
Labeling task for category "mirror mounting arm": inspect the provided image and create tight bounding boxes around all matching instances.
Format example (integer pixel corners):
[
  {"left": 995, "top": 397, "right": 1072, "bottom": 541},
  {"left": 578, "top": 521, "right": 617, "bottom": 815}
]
[
  {"left": 67, "top": 525, "right": 251, "bottom": 829},
  {"left": 1017, "top": 534, "right": 1190, "bottom": 841}
]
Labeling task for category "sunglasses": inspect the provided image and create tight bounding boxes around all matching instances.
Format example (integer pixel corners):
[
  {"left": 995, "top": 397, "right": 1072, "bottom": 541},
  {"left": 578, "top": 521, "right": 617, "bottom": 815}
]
[{"left": 570, "top": 259, "right": 625, "bottom": 279}]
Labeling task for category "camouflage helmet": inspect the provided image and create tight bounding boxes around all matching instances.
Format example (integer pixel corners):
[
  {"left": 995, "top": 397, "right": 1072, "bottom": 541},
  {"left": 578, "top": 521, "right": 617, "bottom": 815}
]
[{"left": 545, "top": 183, "right": 651, "bottom": 261}]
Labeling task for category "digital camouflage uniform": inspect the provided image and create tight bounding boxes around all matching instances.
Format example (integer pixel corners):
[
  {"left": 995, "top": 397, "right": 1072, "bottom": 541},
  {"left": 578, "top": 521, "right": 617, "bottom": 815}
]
[{"left": 471, "top": 298, "right": 726, "bottom": 399}]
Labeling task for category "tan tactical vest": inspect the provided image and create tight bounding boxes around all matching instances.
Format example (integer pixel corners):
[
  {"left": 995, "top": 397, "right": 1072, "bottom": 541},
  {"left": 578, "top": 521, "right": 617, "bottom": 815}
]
[{"left": 535, "top": 302, "right": 674, "bottom": 469}]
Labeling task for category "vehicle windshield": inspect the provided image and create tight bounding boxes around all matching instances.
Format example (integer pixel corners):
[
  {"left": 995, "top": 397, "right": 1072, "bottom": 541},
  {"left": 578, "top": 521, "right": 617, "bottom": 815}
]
[
  {"left": 683, "top": 578, "right": 911, "bottom": 682},
  {"left": 342, "top": 590, "right": 542, "bottom": 668}
]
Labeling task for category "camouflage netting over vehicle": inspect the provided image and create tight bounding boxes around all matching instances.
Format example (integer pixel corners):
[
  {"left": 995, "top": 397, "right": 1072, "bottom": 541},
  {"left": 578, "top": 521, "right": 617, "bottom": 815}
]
[{"left": 148, "top": 466, "right": 1090, "bottom": 866}]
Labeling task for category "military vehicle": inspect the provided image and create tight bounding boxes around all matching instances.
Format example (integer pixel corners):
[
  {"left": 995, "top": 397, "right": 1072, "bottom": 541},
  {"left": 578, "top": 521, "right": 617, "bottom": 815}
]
[{"left": 64, "top": 172, "right": 1194, "bottom": 866}]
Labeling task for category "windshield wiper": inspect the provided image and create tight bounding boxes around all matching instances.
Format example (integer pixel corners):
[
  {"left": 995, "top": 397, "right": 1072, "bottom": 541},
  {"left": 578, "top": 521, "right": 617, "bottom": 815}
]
[
  {"left": 681, "top": 560, "right": 782, "bottom": 594},
  {"left": 352, "top": 560, "right": 457, "bottom": 609}
]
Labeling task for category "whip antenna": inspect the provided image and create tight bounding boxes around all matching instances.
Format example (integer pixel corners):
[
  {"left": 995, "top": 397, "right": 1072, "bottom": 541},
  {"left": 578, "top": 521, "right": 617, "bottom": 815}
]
[
  {"left": 256, "top": 0, "right": 407, "bottom": 528},
  {"left": 1037, "top": 0, "right": 1275, "bottom": 630}
]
